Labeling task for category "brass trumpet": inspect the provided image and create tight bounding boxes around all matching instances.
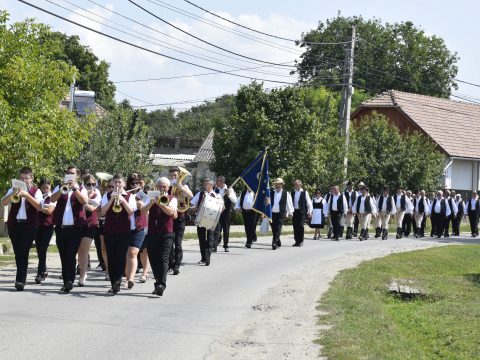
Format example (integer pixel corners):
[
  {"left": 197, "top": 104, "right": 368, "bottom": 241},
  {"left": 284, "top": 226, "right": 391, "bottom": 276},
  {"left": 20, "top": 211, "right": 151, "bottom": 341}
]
[
  {"left": 61, "top": 184, "right": 70, "bottom": 194},
  {"left": 112, "top": 187, "right": 123, "bottom": 213},
  {"left": 11, "top": 189, "right": 21, "bottom": 204},
  {"left": 158, "top": 191, "right": 169, "bottom": 206}
]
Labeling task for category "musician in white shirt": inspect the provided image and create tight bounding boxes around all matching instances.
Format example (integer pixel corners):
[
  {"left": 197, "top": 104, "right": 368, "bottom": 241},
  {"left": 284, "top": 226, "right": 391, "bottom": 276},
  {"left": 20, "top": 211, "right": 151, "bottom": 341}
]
[
  {"left": 376, "top": 186, "right": 396, "bottom": 240},
  {"left": 190, "top": 178, "right": 221, "bottom": 266},
  {"left": 270, "top": 178, "right": 294, "bottom": 250},
  {"left": 235, "top": 188, "right": 257, "bottom": 248},
  {"left": 352, "top": 187, "right": 377, "bottom": 241},
  {"left": 214, "top": 176, "right": 237, "bottom": 252},
  {"left": 291, "top": 179, "right": 313, "bottom": 247}
]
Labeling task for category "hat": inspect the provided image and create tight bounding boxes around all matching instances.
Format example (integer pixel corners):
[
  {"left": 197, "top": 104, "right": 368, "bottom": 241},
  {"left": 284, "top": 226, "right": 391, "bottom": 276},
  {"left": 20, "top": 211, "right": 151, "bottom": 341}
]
[
  {"left": 357, "top": 181, "right": 365, "bottom": 187},
  {"left": 455, "top": 194, "right": 461, "bottom": 197},
  {"left": 273, "top": 178, "right": 284, "bottom": 185}
]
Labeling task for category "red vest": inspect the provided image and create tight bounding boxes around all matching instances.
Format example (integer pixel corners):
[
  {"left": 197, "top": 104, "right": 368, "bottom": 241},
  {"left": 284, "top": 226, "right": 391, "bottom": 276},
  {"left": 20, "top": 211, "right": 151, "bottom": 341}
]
[
  {"left": 53, "top": 187, "right": 87, "bottom": 227},
  {"left": 85, "top": 192, "right": 99, "bottom": 229},
  {"left": 7, "top": 187, "right": 39, "bottom": 228},
  {"left": 104, "top": 192, "right": 132, "bottom": 235},
  {"left": 38, "top": 195, "right": 53, "bottom": 227},
  {"left": 148, "top": 195, "right": 174, "bottom": 234}
]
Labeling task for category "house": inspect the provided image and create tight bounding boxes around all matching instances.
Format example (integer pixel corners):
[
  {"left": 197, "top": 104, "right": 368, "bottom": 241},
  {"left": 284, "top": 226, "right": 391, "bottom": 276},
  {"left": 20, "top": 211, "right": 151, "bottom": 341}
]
[
  {"left": 352, "top": 90, "right": 480, "bottom": 193},
  {"left": 193, "top": 129, "right": 216, "bottom": 186}
]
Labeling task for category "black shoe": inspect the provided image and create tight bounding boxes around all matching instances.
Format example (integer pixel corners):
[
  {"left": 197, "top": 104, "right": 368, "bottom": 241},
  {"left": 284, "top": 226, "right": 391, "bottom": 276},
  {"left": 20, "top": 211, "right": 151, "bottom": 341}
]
[
  {"left": 212, "top": 247, "right": 217, "bottom": 253},
  {"left": 292, "top": 243, "right": 300, "bottom": 247},
  {"left": 245, "top": 243, "right": 251, "bottom": 248},
  {"left": 112, "top": 280, "right": 121, "bottom": 294},
  {"left": 127, "top": 280, "right": 134, "bottom": 289},
  {"left": 63, "top": 281, "right": 73, "bottom": 293},
  {"left": 205, "top": 259, "right": 210, "bottom": 266},
  {"left": 173, "top": 269, "right": 180, "bottom": 275},
  {"left": 333, "top": 237, "right": 339, "bottom": 241},
  {"left": 224, "top": 247, "right": 229, "bottom": 252},
  {"left": 277, "top": 240, "right": 281, "bottom": 248},
  {"left": 15, "top": 281, "right": 25, "bottom": 291},
  {"left": 272, "top": 244, "right": 277, "bottom": 250},
  {"left": 78, "top": 281, "right": 85, "bottom": 287},
  {"left": 41, "top": 272, "right": 48, "bottom": 281},
  {"left": 153, "top": 283, "right": 165, "bottom": 296},
  {"left": 35, "top": 275, "right": 42, "bottom": 284},
  {"left": 197, "top": 260, "right": 205, "bottom": 265}
]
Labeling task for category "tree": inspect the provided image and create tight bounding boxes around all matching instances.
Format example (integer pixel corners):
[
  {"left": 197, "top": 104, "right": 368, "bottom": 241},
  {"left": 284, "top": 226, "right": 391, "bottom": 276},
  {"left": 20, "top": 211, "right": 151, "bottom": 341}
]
[
  {"left": 347, "top": 113, "right": 444, "bottom": 193},
  {"left": 296, "top": 15, "right": 459, "bottom": 98},
  {"left": 212, "top": 83, "right": 346, "bottom": 190},
  {"left": 0, "top": 12, "right": 93, "bottom": 190},
  {"left": 45, "top": 32, "right": 116, "bottom": 110},
  {"left": 77, "top": 103, "right": 155, "bottom": 177}
]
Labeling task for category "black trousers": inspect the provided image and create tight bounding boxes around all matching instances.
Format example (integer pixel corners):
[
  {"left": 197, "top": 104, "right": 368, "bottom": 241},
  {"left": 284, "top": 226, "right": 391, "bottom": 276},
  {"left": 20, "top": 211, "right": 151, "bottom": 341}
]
[
  {"left": 242, "top": 209, "right": 257, "bottom": 245},
  {"left": 468, "top": 211, "right": 479, "bottom": 235},
  {"left": 169, "top": 218, "right": 185, "bottom": 270},
  {"left": 431, "top": 213, "right": 445, "bottom": 237},
  {"left": 214, "top": 210, "right": 231, "bottom": 248},
  {"left": 402, "top": 215, "right": 412, "bottom": 236},
  {"left": 452, "top": 214, "right": 462, "bottom": 235},
  {"left": 292, "top": 210, "right": 306, "bottom": 244},
  {"left": 35, "top": 225, "right": 54, "bottom": 275},
  {"left": 271, "top": 212, "right": 285, "bottom": 245},
  {"left": 444, "top": 214, "right": 455, "bottom": 236},
  {"left": 104, "top": 232, "right": 130, "bottom": 286},
  {"left": 330, "top": 211, "right": 342, "bottom": 238},
  {"left": 148, "top": 232, "right": 173, "bottom": 287},
  {"left": 93, "top": 222, "right": 104, "bottom": 267},
  {"left": 55, "top": 226, "right": 82, "bottom": 284},
  {"left": 353, "top": 215, "right": 359, "bottom": 234},
  {"left": 7, "top": 223, "right": 36, "bottom": 283},
  {"left": 421, "top": 216, "right": 427, "bottom": 236},
  {"left": 197, "top": 227, "right": 214, "bottom": 262}
]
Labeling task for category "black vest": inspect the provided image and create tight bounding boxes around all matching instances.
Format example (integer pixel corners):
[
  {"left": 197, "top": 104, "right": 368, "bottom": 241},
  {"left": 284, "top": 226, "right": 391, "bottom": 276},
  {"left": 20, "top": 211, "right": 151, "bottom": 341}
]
[
  {"left": 215, "top": 187, "right": 233, "bottom": 212},
  {"left": 432, "top": 198, "right": 447, "bottom": 215},
  {"left": 413, "top": 196, "right": 425, "bottom": 213},
  {"left": 467, "top": 198, "right": 480, "bottom": 214},
  {"left": 356, "top": 195, "right": 372, "bottom": 214},
  {"left": 291, "top": 190, "right": 308, "bottom": 214},
  {"left": 378, "top": 195, "right": 393, "bottom": 213},
  {"left": 457, "top": 200, "right": 464, "bottom": 216},
  {"left": 271, "top": 190, "right": 287, "bottom": 215},
  {"left": 329, "top": 194, "right": 344, "bottom": 213},
  {"left": 312, "top": 197, "right": 324, "bottom": 210},
  {"left": 344, "top": 190, "right": 356, "bottom": 208},
  {"left": 394, "top": 194, "right": 406, "bottom": 211}
]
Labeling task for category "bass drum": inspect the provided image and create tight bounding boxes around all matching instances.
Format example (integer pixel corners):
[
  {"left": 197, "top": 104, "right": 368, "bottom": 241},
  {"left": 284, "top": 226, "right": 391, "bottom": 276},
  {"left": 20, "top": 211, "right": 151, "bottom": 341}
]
[{"left": 194, "top": 195, "right": 224, "bottom": 230}]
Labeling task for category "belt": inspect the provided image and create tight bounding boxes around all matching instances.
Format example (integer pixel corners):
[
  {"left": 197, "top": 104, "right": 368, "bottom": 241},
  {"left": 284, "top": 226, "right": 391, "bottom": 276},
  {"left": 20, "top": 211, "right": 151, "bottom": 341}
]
[
  {"left": 60, "top": 225, "right": 76, "bottom": 229},
  {"left": 15, "top": 219, "right": 27, "bottom": 223}
]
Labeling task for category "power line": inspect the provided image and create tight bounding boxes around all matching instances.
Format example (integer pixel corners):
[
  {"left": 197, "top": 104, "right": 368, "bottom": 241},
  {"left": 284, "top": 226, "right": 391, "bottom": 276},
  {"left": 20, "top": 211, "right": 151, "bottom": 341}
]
[
  {"left": 128, "top": 0, "right": 296, "bottom": 67},
  {"left": 145, "top": 0, "right": 300, "bottom": 54},
  {"left": 182, "top": 0, "right": 352, "bottom": 46},
  {"left": 455, "top": 79, "right": 480, "bottom": 88},
  {"left": 48, "top": 0, "right": 297, "bottom": 78},
  {"left": 18, "top": 0, "right": 301, "bottom": 85}
]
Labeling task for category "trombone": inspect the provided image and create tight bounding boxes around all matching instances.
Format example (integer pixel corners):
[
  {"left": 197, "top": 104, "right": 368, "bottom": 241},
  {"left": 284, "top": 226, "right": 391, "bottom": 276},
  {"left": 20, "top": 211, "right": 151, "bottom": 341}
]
[{"left": 112, "top": 186, "right": 123, "bottom": 213}]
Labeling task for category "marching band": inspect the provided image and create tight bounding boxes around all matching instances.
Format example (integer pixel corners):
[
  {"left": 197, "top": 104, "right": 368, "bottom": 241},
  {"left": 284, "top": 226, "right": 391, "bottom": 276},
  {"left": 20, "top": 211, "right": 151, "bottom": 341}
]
[{"left": 2, "top": 166, "right": 479, "bottom": 295}]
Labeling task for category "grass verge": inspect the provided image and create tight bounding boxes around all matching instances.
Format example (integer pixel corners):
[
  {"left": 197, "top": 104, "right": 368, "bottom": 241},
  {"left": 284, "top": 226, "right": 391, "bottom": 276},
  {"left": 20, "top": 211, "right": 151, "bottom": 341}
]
[{"left": 316, "top": 245, "right": 480, "bottom": 360}]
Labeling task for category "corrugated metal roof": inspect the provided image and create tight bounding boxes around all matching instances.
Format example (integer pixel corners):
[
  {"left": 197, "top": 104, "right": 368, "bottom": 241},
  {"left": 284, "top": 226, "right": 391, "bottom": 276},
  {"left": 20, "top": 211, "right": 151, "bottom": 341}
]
[
  {"left": 193, "top": 129, "right": 215, "bottom": 163},
  {"left": 354, "top": 90, "right": 480, "bottom": 159}
]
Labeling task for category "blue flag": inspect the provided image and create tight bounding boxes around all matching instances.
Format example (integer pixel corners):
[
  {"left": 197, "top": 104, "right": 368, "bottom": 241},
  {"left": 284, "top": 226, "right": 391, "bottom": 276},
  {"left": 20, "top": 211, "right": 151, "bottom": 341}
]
[{"left": 239, "top": 149, "right": 272, "bottom": 219}]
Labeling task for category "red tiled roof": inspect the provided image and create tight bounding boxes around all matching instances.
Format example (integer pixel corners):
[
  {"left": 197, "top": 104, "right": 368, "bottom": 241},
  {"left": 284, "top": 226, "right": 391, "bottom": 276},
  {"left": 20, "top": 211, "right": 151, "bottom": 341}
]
[{"left": 354, "top": 90, "right": 480, "bottom": 159}]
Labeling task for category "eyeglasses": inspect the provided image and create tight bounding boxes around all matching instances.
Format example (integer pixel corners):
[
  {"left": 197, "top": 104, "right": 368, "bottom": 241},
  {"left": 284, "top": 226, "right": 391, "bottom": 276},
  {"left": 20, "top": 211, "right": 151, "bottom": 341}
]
[
  {"left": 108, "top": 186, "right": 114, "bottom": 189},
  {"left": 85, "top": 183, "right": 96, "bottom": 187}
]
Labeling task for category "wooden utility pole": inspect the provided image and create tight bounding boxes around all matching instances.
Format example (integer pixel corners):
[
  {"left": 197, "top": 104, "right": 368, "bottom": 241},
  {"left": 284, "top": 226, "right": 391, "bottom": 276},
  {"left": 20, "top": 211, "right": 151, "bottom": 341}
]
[{"left": 339, "top": 26, "right": 356, "bottom": 177}]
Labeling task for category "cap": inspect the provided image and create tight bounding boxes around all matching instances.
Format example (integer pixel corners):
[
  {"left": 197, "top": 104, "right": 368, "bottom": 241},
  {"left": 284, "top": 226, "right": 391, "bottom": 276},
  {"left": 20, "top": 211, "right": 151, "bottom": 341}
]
[{"left": 273, "top": 178, "right": 284, "bottom": 185}]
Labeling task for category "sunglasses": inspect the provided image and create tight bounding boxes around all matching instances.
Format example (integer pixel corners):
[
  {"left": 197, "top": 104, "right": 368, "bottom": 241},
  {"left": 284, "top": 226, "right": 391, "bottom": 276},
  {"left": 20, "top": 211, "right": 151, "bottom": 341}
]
[
  {"left": 108, "top": 186, "right": 115, "bottom": 189},
  {"left": 85, "top": 183, "right": 96, "bottom": 187}
]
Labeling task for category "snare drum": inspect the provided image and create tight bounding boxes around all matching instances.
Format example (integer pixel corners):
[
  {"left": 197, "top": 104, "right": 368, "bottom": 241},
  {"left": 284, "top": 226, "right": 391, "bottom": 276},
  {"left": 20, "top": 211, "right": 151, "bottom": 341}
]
[{"left": 195, "top": 194, "right": 224, "bottom": 230}]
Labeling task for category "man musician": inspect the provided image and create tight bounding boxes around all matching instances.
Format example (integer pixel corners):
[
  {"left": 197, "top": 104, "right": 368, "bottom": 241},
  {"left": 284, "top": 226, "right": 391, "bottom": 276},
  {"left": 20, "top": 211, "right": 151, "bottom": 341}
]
[
  {"left": 214, "top": 175, "right": 237, "bottom": 252},
  {"left": 236, "top": 187, "right": 258, "bottom": 248},
  {"left": 168, "top": 167, "right": 193, "bottom": 275},
  {"left": 324, "top": 185, "right": 348, "bottom": 241},
  {"left": 2, "top": 167, "right": 43, "bottom": 291}
]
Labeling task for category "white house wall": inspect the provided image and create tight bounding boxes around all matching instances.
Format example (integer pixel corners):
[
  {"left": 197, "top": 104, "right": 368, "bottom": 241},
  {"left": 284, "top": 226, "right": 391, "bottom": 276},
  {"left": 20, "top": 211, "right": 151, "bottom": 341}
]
[{"left": 451, "top": 159, "right": 474, "bottom": 191}]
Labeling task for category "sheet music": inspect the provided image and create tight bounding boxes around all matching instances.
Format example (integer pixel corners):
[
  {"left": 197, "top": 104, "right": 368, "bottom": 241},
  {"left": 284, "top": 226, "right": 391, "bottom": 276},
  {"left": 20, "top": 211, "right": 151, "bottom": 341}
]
[{"left": 12, "top": 179, "right": 27, "bottom": 191}]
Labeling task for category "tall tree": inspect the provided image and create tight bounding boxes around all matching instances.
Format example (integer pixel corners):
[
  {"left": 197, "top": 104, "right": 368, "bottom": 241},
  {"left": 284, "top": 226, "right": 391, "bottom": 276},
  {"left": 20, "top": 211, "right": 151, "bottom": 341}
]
[
  {"left": 77, "top": 103, "right": 154, "bottom": 177},
  {"left": 45, "top": 32, "right": 116, "bottom": 109},
  {"left": 296, "top": 15, "right": 459, "bottom": 98},
  {"left": 212, "top": 83, "right": 346, "bottom": 190},
  {"left": 0, "top": 12, "right": 93, "bottom": 190},
  {"left": 347, "top": 113, "right": 444, "bottom": 193}
]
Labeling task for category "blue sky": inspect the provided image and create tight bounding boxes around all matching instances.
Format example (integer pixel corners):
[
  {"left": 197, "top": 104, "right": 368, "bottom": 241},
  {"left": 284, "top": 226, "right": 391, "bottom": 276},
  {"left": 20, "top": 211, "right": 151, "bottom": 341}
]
[{"left": 2, "top": 0, "right": 479, "bottom": 109}]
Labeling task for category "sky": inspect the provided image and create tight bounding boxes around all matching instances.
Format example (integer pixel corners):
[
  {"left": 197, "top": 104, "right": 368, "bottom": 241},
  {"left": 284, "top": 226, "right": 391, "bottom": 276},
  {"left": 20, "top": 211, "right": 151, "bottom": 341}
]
[{"left": 2, "top": 0, "right": 480, "bottom": 111}]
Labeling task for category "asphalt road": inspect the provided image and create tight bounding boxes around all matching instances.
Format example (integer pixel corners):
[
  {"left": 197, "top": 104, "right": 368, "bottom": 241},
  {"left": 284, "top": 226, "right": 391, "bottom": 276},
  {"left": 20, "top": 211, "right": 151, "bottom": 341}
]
[{"left": 0, "top": 233, "right": 474, "bottom": 359}]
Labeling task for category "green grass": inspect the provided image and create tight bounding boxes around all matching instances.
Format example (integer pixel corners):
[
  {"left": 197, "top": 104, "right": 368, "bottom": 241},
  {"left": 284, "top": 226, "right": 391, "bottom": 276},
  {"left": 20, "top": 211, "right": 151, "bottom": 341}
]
[{"left": 316, "top": 245, "right": 480, "bottom": 360}]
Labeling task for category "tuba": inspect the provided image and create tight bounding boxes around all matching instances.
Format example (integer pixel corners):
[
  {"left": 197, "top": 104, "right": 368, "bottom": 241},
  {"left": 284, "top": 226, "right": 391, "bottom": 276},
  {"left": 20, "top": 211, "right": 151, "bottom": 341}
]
[
  {"left": 96, "top": 172, "right": 113, "bottom": 189},
  {"left": 172, "top": 166, "right": 191, "bottom": 212}
]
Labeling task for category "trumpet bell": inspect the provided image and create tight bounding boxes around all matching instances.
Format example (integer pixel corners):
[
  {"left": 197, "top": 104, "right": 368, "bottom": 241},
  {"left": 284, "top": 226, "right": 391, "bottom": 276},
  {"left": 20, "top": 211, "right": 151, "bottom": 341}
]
[
  {"left": 158, "top": 192, "right": 169, "bottom": 206},
  {"left": 11, "top": 194, "right": 20, "bottom": 204},
  {"left": 112, "top": 203, "right": 123, "bottom": 213},
  {"left": 61, "top": 185, "right": 69, "bottom": 194}
]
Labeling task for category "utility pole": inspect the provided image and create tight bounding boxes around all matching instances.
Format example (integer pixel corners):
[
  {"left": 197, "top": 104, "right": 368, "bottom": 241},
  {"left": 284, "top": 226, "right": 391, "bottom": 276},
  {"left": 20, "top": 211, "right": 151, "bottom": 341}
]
[{"left": 339, "top": 26, "right": 356, "bottom": 178}]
